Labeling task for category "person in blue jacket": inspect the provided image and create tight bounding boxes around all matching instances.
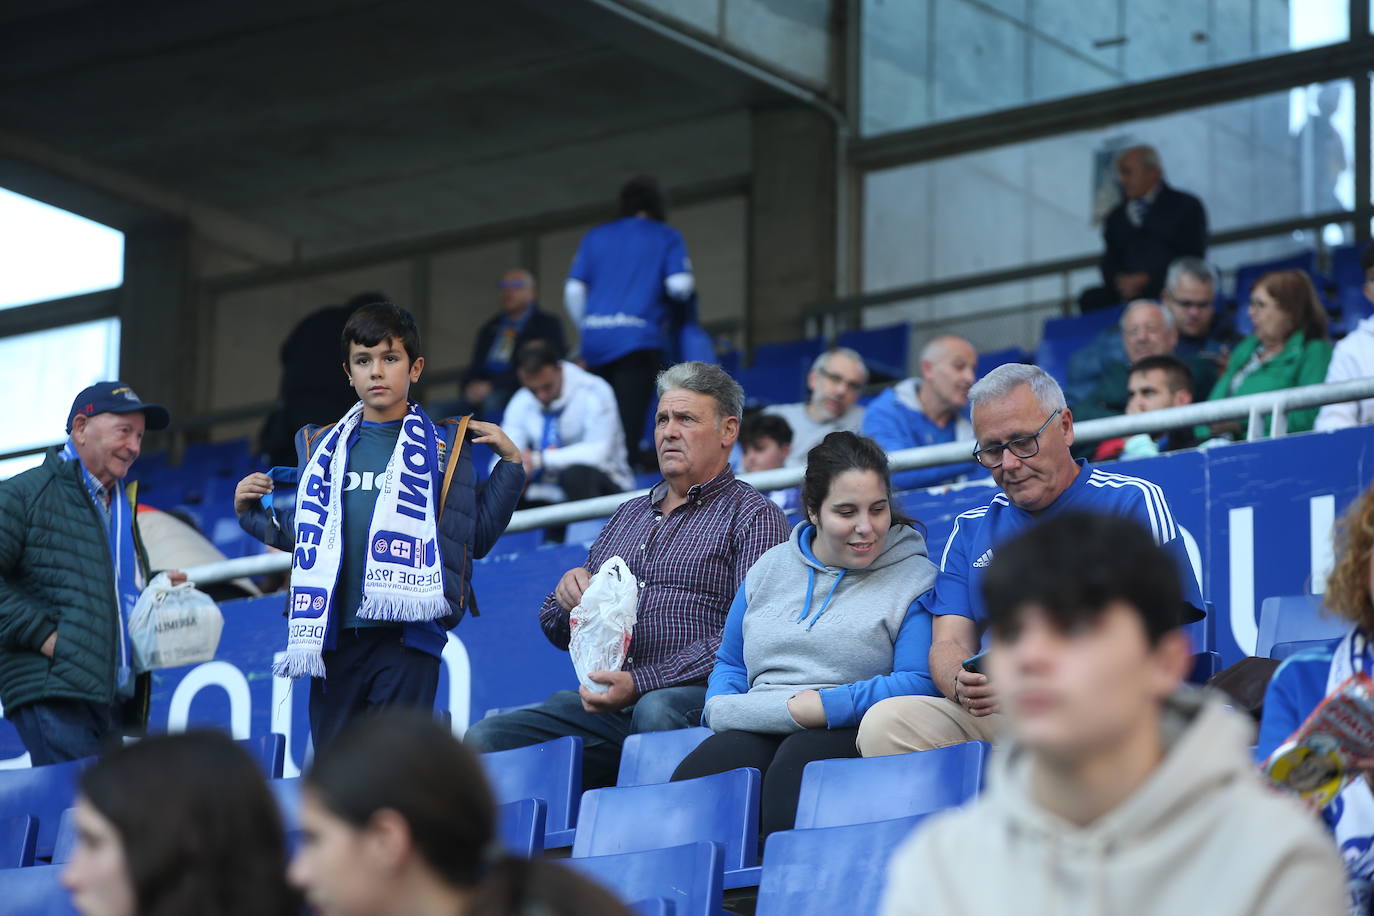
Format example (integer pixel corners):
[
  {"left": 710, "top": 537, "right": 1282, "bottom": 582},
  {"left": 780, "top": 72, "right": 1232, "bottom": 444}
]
[
  {"left": 862, "top": 334, "right": 990, "bottom": 492},
  {"left": 1257, "top": 481, "right": 1374, "bottom": 913},
  {"left": 671, "top": 431, "right": 940, "bottom": 836},
  {"left": 234, "top": 301, "right": 525, "bottom": 748}
]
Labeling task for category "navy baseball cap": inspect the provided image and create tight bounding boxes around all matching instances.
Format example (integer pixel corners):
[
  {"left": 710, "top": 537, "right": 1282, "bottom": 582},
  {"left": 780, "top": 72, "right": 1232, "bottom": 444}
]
[{"left": 66, "top": 382, "right": 171, "bottom": 433}]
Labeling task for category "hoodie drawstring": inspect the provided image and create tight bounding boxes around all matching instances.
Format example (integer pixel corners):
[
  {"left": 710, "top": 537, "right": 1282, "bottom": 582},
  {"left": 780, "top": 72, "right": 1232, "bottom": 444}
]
[{"left": 797, "top": 567, "right": 846, "bottom": 629}]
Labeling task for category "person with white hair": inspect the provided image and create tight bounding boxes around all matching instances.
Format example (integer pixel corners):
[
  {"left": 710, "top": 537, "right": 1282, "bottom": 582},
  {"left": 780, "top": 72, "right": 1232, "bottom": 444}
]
[
  {"left": 765, "top": 348, "right": 869, "bottom": 466},
  {"left": 856, "top": 364, "right": 1204, "bottom": 756}
]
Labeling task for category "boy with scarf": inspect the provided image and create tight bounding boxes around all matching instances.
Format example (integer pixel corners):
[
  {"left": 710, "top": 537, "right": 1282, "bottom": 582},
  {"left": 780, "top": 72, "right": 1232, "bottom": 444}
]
[{"left": 235, "top": 302, "right": 524, "bottom": 746}]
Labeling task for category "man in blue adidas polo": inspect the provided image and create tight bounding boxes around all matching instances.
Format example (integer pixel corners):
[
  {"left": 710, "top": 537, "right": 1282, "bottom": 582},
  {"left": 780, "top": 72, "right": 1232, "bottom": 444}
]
[{"left": 857, "top": 364, "right": 1204, "bottom": 755}]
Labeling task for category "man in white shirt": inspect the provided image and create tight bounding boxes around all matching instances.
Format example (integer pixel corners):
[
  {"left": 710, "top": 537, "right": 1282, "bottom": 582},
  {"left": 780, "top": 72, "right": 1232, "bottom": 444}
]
[
  {"left": 764, "top": 347, "right": 868, "bottom": 467},
  {"left": 500, "top": 342, "right": 634, "bottom": 523},
  {"left": 1316, "top": 245, "right": 1374, "bottom": 431}
]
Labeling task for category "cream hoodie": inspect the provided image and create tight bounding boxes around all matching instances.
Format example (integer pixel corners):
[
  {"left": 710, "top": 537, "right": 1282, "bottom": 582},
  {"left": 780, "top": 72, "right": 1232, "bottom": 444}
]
[{"left": 881, "top": 689, "right": 1345, "bottom": 916}]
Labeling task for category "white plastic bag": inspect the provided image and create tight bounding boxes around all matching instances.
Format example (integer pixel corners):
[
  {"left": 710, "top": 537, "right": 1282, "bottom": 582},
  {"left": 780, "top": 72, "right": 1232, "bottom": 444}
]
[
  {"left": 128, "top": 573, "right": 224, "bottom": 672},
  {"left": 568, "top": 556, "right": 638, "bottom": 693}
]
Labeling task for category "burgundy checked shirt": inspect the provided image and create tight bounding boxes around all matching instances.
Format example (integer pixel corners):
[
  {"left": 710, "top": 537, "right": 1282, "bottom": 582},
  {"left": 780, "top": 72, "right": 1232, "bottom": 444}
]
[{"left": 539, "top": 468, "right": 789, "bottom": 694}]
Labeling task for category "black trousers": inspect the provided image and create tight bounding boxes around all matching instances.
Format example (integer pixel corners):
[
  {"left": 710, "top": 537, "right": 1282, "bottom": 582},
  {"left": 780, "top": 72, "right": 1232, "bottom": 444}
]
[
  {"left": 592, "top": 348, "right": 662, "bottom": 464},
  {"left": 671, "top": 727, "right": 862, "bottom": 837},
  {"left": 309, "top": 627, "right": 441, "bottom": 751}
]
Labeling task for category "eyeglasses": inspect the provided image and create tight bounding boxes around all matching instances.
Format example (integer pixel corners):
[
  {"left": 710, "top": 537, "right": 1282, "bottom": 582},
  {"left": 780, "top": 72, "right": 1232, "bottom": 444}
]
[
  {"left": 816, "top": 367, "right": 864, "bottom": 393},
  {"left": 972, "top": 409, "right": 1061, "bottom": 469}
]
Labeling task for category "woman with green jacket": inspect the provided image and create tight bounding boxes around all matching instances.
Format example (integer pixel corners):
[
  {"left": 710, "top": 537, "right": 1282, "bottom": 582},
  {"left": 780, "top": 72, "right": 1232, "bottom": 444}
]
[{"left": 1204, "top": 269, "right": 1332, "bottom": 437}]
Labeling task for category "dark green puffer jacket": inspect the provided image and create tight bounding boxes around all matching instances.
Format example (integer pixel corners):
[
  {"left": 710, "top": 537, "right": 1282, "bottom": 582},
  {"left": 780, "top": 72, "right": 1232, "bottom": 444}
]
[{"left": 0, "top": 449, "right": 151, "bottom": 720}]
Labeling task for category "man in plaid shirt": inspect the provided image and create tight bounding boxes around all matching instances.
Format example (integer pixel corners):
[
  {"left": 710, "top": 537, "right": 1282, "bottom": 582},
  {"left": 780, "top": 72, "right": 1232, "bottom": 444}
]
[{"left": 467, "top": 362, "right": 789, "bottom": 789}]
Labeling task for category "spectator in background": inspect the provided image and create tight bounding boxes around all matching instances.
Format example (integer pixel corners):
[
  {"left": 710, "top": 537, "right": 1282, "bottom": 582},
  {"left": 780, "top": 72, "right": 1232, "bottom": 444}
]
[
  {"left": 461, "top": 268, "right": 567, "bottom": 418},
  {"left": 1257, "top": 481, "right": 1374, "bottom": 910},
  {"left": 565, "top": 175, "right": 694, "bottom": 467},
  {"left": 765, "top": 348, "right": 868, "bottom": 466},
  {"left": 862, "top": 335, "right": 988, "bottom": 491},
  {"left": 1080, "top": 146, "right": 1208, "bottom": 311},
  {"left": 1072, "top": 300, "right": 1215, "bottom": 421},
  {"left": 1163, "top": 257, "right": 1239, "bottom": 367},
  {"left": 466, "top": 363, "right": 789, "bottom": 789},
  {"left": 857, "top": 364, "right": 1203, "bottom": 757},
  {"left": 880, "top": 513, "right": 1345, "bottom": 916},
  {"left": 1092, "top": 355, "right": 1200, "bottom": 461},
  {"left": 740, "top": 412, "right": 798, "bottom": 513},
  {"left": 292, "top": 713, "right": 633, "bottom": 916},
  {"left": 501, "top": 341, "right": 633, "bottom": 529},
  {"left": 673, "top": 432, "right": 939, "bottom": 836},
  {"left": 62, "top": 731, "right": 300, "bottom": 916},
  {"left": 1316, "top": 245, "right": 1374, "bottom": 430},
  {"left": 1202, "top": 269, "right": 1332, "bottom": 438}
]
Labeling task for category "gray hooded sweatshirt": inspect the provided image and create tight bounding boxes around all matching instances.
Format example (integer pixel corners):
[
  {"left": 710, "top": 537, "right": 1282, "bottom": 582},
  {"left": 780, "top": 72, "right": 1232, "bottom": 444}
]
[
  {"left": 703, "top": 521, "right": 939, "bottom": 735},
  {"left": 881, "top": 688, "right": 1346, "bottom": 916}
]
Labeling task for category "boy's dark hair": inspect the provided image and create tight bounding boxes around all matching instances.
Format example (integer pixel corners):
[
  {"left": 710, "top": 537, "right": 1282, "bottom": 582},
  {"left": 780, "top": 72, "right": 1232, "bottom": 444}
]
[
  {"left": 982, "top": 512, "right": 1184, "bottom": 645},
  {"left": 740, "top": 412, "right": 793, "bottom": 450},
  {"left": 1129, "top": 354, "right": 1193, "bottom": 393},
  {"left": 1360, "top": 243, "right": 1374, "bottom": 278},
  {"left": 618, "top": 174, "right": 667, "bottom": 222},
  {"left": 801, "top": 431, "right": 917, "bottom": 530},
  {"left": 515, "top": 340, "right": 561, "bottom": 377},
  {"left": 341, "top": 300, "right": 421, "bottom": 363}
]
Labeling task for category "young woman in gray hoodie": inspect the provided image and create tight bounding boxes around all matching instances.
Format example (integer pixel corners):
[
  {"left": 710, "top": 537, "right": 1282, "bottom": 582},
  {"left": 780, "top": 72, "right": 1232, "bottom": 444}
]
[{"left": 672, "top": 432, "right": 941, "bottom": 836}]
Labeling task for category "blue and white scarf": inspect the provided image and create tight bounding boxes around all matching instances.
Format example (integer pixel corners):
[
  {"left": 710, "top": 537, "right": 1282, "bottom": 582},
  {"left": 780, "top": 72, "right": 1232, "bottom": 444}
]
[
  {"left": 1328, "top": 627, "right": 1374, "bottom": 914},
  {"left": 274, "top": 401, "right": 447, "bottom": 679}
]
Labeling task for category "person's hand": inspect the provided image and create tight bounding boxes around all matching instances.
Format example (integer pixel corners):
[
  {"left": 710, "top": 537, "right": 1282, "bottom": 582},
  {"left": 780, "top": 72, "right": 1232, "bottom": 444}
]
[
  {"left": 953, "top": 669, "right": 998, "bottom": 717},
  {"left": 786, "top": 689, "right": 826, "bottom": 728},
  {"left": 469, "top": 420, "right": 521, "bottom": 463},
  {"left": 463, "top": 379, "right": 493, "bottom": 407},
  {"left": 40, "top": 631, "right": 56, "bottom": 659},
  {"left": 555, "top": 567, "right": 592, "bottom": 611},
  {"left": 233, "top": 473, "right": 272, "bottom": 515},
  {"left": 580, "top": 670, "right": 638, "bottom": 713},
  {"left": 166, "top": 570, "right": 188, "bottom": 586}
]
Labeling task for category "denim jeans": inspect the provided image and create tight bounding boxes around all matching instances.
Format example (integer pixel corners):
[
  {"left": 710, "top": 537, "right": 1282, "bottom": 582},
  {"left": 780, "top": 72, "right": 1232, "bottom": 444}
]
[
  {"left": 9, "top": 699, "right": 122, "bottom": 765},
  {"left": 465, "top": 685, "right": 706, "bottom": 790}
]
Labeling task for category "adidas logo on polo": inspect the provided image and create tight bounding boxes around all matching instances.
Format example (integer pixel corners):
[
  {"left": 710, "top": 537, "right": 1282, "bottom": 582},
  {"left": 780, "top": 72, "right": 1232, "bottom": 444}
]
[{"left": 972, "top": 549, "right": 993, "bottom": 568}]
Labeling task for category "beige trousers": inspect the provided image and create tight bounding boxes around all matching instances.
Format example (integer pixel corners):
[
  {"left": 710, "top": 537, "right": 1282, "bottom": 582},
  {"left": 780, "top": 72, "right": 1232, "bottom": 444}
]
[{"left": 856, "top": 695, "right": 1005, "bottom": 756}]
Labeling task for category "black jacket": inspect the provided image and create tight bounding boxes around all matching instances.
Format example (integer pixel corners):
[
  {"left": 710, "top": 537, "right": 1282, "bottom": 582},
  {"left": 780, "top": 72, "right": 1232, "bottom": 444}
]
[
  {"left": 467, "top": 305, "right": 567, "bottom": 392},
  {"left": 1100, "top": 183, "right": 1208, "bottom": 299}
]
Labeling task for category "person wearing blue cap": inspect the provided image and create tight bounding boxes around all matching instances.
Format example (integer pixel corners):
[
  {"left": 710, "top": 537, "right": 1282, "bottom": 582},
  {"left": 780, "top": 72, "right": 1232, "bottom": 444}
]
[{"left": 0, "top": 381, "right": 177, "bottom": 764}]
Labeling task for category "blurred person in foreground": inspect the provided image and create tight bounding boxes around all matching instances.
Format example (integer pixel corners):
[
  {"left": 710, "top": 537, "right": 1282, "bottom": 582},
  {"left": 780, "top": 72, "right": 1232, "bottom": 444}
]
[
  {"left": 290, "top": 712, "right": 632, "bottom": 916},
  {"left": 62, "top": 731, "right": 299, "bottom": 916},
  {"left": 881, "top": 512, "right": 1344, "bottom": 916}
]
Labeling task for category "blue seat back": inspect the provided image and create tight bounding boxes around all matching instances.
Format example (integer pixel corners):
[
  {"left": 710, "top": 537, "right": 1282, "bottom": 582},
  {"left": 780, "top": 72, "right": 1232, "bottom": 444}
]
[
  {"left": 975, "top": 346, "right": 1029, "bottom": 381},
  {"left": 1035, "top": 306, "right": 1124, "bottom": 388},
  {"left": 755, "top": 814, "right": 929, "bottom": 916},
  {"left": 0, "top": 814, "right": 37, "bottom": 869},
  {"left": 572, "top": 768, "right": 760, "bottom": 871},
  {"left": 630, "top": 898, "right": 675, "bottom": 916},
  {"left": 752, "top": 338, "right": 824, "bottom": 373},
  {"left": 498, "top": 798, "right": 547, "bottom": 858},
  {"left": 1271, "top": 636, "right": 1343, "bottom": 662},
  {"left": 837, "top": 323, "right": 910, "bottom": 380},
  {"left": 793, "top": 742, "right": 988, "bottom": 830},
  {"left": 0, "top": 863, "right": 77, "bottom": 914},
  {"left": 268, "top": 776, "right": 302, "bottom": 833},
  {"left": 1232, "top": 250, "right": 1319, "bottom": 335},
  {"left": 1255, "top": 595, "right": 1349, "bottom": 658},
  {"left": 481, "top": 737, "right": 583, "bottom": 837},
  {"left": 567, "top": 841, "right": 723, "bottom": 916},
  {"left": 1330, "top": 244, "right": 1367, "bottom": 291},
  {"left": 616, "top": 727, "right": 713, "bottom": 787},
  {"left": 0, "top": 756, "right": 93, "bottom": 860},
  {"left": 237, "top": 733, "right": 286, "bottom": 780},
  {"left": 732, "top": 366, "right": 806, "bottom": 408},
  {"left": 51, "top": 807, "right": 76, "bottom": 865}
]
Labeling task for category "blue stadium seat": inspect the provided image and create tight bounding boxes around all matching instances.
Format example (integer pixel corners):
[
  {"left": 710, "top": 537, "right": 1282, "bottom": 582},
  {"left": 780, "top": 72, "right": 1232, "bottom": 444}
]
[
  {"left": 498, "top": 798, "right": 547, "bottom": 858},
  {"left": 572, "top": 768, "right": 759, "bottom": 889},
  {"left": 491, "top": 528, "right": 544, "bottom": 555},
  {"left": 0, "top": 863, "right": 76, "bottom": 914},
  {"left": 0, "top": 815, "right": 37, "bottom": 869},
  {"left": 0, "top": 756, "right": 93, "bottom": 860},
  {"left": 1329, "top": 243, "right": 1367, "bottom": 291},
  {"left": 481, "top": 736, "right": 583, "bottom": 848},
  {"left": 1255, "top": 595, "right": 1349, "bottom": 659},
  {"left": 51, "top": 808, "right": 75, "bottom": 865},
  {"left": 1035, "top": 306, "right": 1124, "bottom": 389},
  {"left": 237, "top": 733, "right": 286, "bottom": 780},
  {"left": 1188, "top": 651, "right": 1222, "bottom": 684},
  {"left": 564, "top": 518, "right": 607, "bottom": 545},
  {"left": 793, "top": 742, "right": 988, "bottom": 830},
  {"left": 616, "top": 727, "right": 713, "bottom": 787},
  {"left": 567, "top": 841, "right": 723, "bottom": 916},
  {"left": 1271, "top": 636, "right": 1343, "bottom": 662},
  {"left": 268, "top": 776, "right": 302, "bottom": 833},
  {"left": 754, "top": 814, "right": 928, "bottom": 916},
  {"left": 837, "top": 323, "right": 910, "bottom": 381},
  {"left": 732, "top": 366, "right": 806, "bottom": 408},
  {"left": 751, "top": 338, "right": 824, "bottom": 373},
  {"left": 630, "top": 898, "right": 675, "bottom": 916},
  {"left": 975, "top": 346, "right": 1029, "bottom": 381},
  {"left": 1232, "top": 250, "right": 1320, "bottom": 336}
]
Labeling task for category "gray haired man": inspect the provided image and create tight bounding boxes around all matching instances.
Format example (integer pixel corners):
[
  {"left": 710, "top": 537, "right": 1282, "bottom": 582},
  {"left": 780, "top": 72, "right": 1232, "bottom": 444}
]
[
  {"left": 466, "top": 362, "right": 789, "bottom": 789},
  {"left": 765, "top": 347, "right": 868, "bottom": 466}
]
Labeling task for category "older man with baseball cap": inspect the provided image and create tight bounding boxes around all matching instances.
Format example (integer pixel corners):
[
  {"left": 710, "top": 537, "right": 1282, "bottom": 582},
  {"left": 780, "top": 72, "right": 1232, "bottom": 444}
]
[{"left": 0, "top": 381, "right": 175, "bottom": 763}]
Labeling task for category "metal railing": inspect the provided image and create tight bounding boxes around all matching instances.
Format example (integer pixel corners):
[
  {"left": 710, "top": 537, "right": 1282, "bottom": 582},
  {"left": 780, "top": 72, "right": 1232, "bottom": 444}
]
[{"left": 182, "top": 376, "right": 1374, "bottom": 585}]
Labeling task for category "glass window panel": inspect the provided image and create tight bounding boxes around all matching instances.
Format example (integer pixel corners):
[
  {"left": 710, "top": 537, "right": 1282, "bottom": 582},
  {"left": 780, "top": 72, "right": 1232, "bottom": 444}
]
[
  {"left": 0, "top": 189, "right": 123, "bottom": 310},
  {"left": 862, "top": 0, "right": 1350, "bottom": 136}
]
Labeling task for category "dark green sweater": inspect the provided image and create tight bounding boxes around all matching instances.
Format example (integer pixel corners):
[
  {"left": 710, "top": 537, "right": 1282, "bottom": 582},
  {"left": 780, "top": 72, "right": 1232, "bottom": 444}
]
[{"left": 0, "top": 449, "right": 150, "bottom": 718}]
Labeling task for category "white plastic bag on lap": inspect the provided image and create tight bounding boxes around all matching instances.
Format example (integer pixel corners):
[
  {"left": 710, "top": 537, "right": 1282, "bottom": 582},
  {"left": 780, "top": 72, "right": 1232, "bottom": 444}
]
[
  {"left": 569, "top": 556, "right": 638, "bottom": 693},
  {"left": 128, "top": 573, "right": 225, "bottom": 671}
]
